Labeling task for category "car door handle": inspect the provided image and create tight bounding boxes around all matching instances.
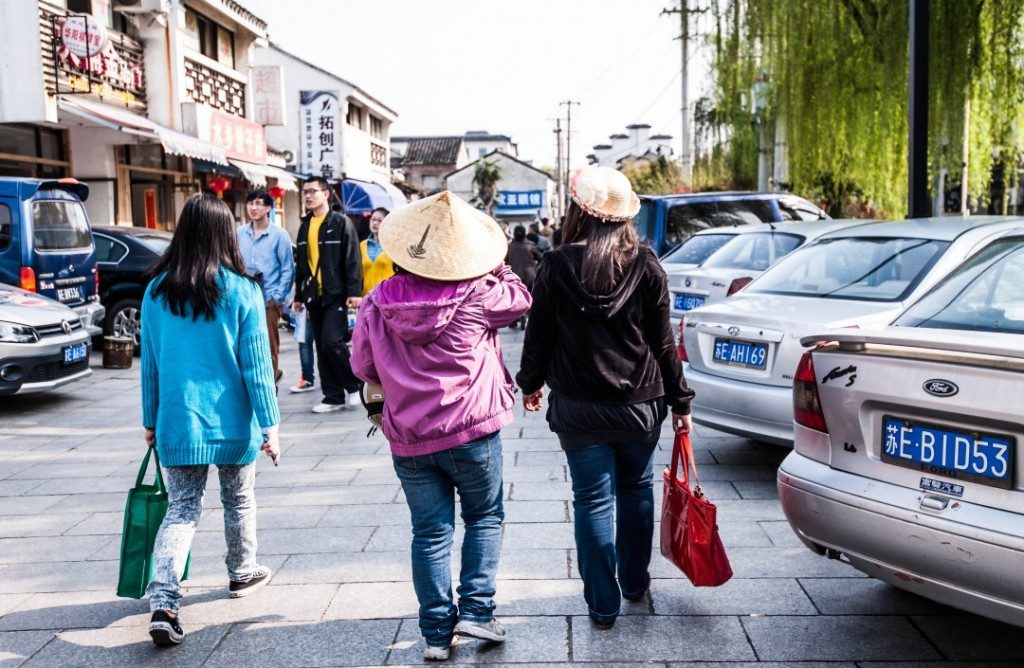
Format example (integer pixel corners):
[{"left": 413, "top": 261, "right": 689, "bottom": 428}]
[{"left": 920, "top": 494, "right": 949, "bottom": 511}]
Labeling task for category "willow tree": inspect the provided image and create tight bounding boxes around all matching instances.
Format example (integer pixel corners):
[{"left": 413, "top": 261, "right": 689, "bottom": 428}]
[{"left": 701, "top": 0, "right": 1024, "bottom": 217}]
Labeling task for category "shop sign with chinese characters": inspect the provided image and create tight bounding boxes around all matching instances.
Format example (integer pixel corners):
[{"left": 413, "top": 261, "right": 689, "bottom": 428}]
[
  {"left": 252, "top": 66, "right": 285, "bottom": 126},
  {"left": 497, "top": 190, "right": 544, "bottom": 210},
  {"left": 209, "top": 109, "right": 267, "bottom": 164},
  {"left": 49, "top": 12, "right": 146, "bottom": 111},
  {"left": 299, "top": 90, "right": 341, "bottom": 179}
]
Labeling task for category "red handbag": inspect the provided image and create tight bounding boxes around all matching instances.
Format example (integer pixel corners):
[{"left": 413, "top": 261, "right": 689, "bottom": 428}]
[{"left": 660, "top": 431, "right": 733, "bottom": 586}]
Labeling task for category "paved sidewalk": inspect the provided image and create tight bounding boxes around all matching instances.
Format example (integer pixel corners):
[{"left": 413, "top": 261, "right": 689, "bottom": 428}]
[{"left": 0, "top": 329, "right": 1022, "bottom": 666}]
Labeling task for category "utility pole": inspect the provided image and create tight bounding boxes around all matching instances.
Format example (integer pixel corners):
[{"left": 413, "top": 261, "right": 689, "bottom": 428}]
[
  {"left": 560, "top": 100, "right": 579, "bottom": 211},
  {"left": 662, "top": 0, "right": 696, "bottom": 183},
  {"left": 553, "top": 118, "right": 564, "bottom": 220}
]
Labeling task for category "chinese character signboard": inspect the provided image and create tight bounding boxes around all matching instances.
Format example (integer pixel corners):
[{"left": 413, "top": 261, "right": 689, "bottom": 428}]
[
  {"left": 251, "top": 66, "right": 284, "bottom": 126},
  {"left": 208, "top": 109, "right": 267, "bottom": 164},
  {"left": 496, "top": 190, "right": 544, "bottom": 210},
  {"left": 299, "top": 91, "right": 341, "bottom": 179}
]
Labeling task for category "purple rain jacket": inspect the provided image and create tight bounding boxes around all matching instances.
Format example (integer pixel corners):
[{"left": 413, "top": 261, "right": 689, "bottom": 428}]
[{"left": 350, "top": 264, "right": 531, "bottom": 457}]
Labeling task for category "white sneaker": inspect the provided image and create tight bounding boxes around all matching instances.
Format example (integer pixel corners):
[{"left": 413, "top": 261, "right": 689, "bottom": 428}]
[
  {"left": 347, "top": 391, "right": 362, "bottom": 407},
  {"left": 454, "top": 618, "right": 506, "bottom": 642},
  {"left": 312, "top": 402, "right": 344, "bottom": 414},
  {"left": 423, "top": 644, "right": 450, "bottom": 661}
]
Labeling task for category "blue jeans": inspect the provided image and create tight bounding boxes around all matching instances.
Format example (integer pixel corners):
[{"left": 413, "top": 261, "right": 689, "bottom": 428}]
[
  {"left": 298, "top": 317, "right": 315, "bottom": 382},
  {"left": 564, "top": 439, "right": 658, "bottom": 624},
  {"left": 392, "top": 432, "right": 504, "bottom": 647}
]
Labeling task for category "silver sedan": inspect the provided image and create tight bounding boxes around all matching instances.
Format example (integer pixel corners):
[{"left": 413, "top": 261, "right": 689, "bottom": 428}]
[
  {"left": 779, "top": 229, "right": 1024, "bottom": 626},
  {"left": 679, "top": 216, "right": 1024, "bottom": 446}
]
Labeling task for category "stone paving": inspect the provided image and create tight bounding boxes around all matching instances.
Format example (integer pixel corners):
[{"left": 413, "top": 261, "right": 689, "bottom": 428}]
[{"left": 1, "top": 329, "right": 1023, "bottom": 667}]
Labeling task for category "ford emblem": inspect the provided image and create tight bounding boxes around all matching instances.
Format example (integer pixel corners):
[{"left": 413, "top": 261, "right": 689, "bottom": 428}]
[
  {"left": 728, "top": 326, "right": 740, "bottom": 336},
  {"left": 923, "top": 379, "right": 958, "bottom": 397},
  {"left": 684, "top": 277, "right": 692, "bottom": 287}
]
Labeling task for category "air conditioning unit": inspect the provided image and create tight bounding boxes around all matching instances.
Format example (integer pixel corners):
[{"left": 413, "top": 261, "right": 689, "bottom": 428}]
[{"left": 112, "top": 0, "right": 143, "bottom": 6}]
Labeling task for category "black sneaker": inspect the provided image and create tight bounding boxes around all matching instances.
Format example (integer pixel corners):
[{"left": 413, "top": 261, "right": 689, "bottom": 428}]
[
  {"left": 229, "top": 565, "right": 272, "bottom": 598},
  {"left": 149, "top": 610, "right": 184, "bottom": 647}
]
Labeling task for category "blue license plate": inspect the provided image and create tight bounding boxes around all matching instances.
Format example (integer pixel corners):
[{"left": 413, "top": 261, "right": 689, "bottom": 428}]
[
  {"left": 674, "top": 293, "right": 705, "bottom": 311},
  {"left": 882, "top": 416, "right": 1014, "bottom": 489},
  {"left": 56, "top": 286, "right": 82, "bottom": 303},
  {"left": 712, "top": 338, "right": 768, "bottom": 370},
  {"left": 63, "top": 342, "right": 88, "bottom": 365}
]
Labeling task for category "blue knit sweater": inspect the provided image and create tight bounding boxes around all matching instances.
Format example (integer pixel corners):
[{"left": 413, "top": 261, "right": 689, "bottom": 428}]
[{"left": 141, "top": 269, "right": 280, "bottom": 467}]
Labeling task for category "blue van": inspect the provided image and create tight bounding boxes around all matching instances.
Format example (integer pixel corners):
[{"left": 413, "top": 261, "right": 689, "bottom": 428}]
[
  {"left": 0, "top": 178, "right": 104, "bottom": 336},
  {"left": 633, "top": 191, "right": 829, "bottom": 257}
]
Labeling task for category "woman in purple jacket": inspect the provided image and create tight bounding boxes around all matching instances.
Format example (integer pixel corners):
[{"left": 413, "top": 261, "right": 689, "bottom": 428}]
[{"left": 350, "top": 191, "right": 531, "bottom": 662}]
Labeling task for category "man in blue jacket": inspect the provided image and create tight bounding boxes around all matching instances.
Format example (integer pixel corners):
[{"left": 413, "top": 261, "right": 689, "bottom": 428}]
[{"left": 237, "top": 190, "right": 295, "bottom": 385}]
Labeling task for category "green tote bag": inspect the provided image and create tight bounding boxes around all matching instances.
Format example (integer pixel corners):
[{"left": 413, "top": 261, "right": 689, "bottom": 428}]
[{"left": 116, "top": 447, "right": 190, "bottom": 599}]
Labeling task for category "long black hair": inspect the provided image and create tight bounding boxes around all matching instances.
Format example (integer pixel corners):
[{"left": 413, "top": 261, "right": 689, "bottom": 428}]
[
  {"left": 560, "top": 201, "right": 640, "bottom": 295},
  {"left": 149, "top": 194, "right": 249, "bottom": 321}
]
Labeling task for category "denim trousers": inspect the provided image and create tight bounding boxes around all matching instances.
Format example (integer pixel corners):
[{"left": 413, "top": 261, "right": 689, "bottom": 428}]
[
  {"left": 392, "top": 432, "right": 504, "bottom": 647},
  {"left": 564, "top": 439, "right": 658, "bottom": 624},
  {"left": 298, "top": 314, "right": 315, "bottom": 382},
  {"left": 147, "top": 463, "right": 259, "bottom": 612}
]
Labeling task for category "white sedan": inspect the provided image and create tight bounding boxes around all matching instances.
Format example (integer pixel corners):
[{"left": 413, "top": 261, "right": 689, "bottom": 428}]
[
  {"left": 679, "top": 216, "right": 1024, "bottom": 446},
  {"left": 780, "top": 229, "right": 1024, "bottom": 626},
  {"left": 668, "top": 219, "right": 874, "bottom": 323}
]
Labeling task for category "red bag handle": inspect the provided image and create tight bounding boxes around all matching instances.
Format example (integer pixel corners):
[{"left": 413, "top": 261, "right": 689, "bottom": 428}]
[{"left": 668, "top": 430, "right": 701, "bottom": 492}]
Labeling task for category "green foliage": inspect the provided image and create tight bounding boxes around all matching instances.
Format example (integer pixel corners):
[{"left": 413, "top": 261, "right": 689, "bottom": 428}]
[
  {"left": 622, "top": 155, "right": 688, "bottom": 195},
  {"left": 700, "top": 0, "right": 1024, "bottom": 217},
  {"left": 472, "top": 159, "right": 502, "bottom": 214}
]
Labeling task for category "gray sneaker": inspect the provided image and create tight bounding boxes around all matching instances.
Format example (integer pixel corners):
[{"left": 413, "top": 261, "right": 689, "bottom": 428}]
[
  {"left": 454, "top": 618, "right": 506, "bottom": 643},
  {"left": 423, "top": 643, "right": 450, "bottom": 661}
]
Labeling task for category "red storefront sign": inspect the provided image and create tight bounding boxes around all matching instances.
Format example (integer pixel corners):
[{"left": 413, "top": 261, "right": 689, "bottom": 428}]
[{"left": 208, "top": 110, "right": 267, "bottom": 164}]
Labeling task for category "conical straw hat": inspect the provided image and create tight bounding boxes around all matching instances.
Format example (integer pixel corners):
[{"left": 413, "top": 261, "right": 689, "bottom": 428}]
[{"left": 378, "top": 191, "right": 508, "bottom": 281}]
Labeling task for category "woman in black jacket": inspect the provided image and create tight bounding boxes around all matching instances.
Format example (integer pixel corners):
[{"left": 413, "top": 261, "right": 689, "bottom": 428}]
[{"left": 517, "top": 166, "right": 694, "bottom": 629}]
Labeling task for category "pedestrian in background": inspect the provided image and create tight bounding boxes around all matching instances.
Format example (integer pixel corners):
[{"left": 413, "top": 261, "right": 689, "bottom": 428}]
[
  {"left": 237, "top": 190, "right": 295, "bottom": 385},
  {"left": 293, "top": 177, "right": 364, "bottom": 413},
  {"left": 351, "top": 192, "right": 530, "bottom": 662},
  {"left": 354, "top": 206, "right": 395, "bottom": 304},
  {"left": 141, "top": 194, "right": 280, "bottom": 647},
  {"left": 527, "top": 221, "right": 551, "bottom": 252},
  {"left": 505, "top": 224, "right": 542, "bottom": 330},
  {"left": 516, "top": 166, "right": 694, "bottom": 630}
]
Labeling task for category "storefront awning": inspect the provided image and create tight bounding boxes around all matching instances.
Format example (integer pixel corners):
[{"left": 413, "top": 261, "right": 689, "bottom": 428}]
[
  {"left": 228, "top": 160, "right": 299, "bottom": 191},
  {"left": 342, "top": 178, "right": 408, "bottom": 215},
  {"left": 58, "top": 98, "right": 229, "bottom": 165}
]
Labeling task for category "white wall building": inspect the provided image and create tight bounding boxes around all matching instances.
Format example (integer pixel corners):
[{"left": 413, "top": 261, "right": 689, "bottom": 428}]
[
  {"left": 445, "top": 150, "right": 555, "bottom": 225},
  {"left": 587, "top": 123, "right": 673, "bottom": 168}
]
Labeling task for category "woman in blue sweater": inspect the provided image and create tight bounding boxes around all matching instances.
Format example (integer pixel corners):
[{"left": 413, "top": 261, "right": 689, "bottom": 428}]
[{"left": 141, "top": 194, "right": 281, "bottom": 647}]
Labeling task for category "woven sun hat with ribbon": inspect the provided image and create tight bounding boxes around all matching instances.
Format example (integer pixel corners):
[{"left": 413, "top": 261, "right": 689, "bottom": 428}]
[
  {"left": 378, "top": 191, "right": 508, "bottom": 282},
  {"left": 569, "top": 165, "right": 642, "bottom": 222}
]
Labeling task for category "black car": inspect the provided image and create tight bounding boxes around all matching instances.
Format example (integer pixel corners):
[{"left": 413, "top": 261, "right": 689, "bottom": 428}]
[{"left": 91, "top": 226, "right": 171, "bottom": 350}]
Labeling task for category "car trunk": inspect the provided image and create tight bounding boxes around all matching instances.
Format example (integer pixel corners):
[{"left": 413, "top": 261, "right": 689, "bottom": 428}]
[{"left": 28, "top": 197, "right": 96, "bottom": 308}]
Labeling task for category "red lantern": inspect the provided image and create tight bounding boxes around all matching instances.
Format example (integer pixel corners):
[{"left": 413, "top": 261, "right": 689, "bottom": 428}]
[
  {"left": 267, "top": 185, "right": 286, "bottom": 201},
  {"left": 208, "top": 175, "right": 231, "bottom": 198}
]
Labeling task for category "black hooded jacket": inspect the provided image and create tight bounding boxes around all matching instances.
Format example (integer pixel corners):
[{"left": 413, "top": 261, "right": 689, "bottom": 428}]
[{"left": 517, "top": 243, "right": 694, "bottom": 438}]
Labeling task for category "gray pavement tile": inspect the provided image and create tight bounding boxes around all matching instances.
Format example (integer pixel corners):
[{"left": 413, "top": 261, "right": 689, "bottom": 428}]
[
  {"left": 0, "top": 496, "right": 66, "bottom": 516},
  {"left": 177, "top": 584, "right": 338, "bottom": 624},
  {"left": 500, "top": 465, "right": 566, "bottom": 483},
  {"left": 714, "top": 521, "right": 773, "bottom": 548},
  {"left": 19, "top": 623, "right": 229, "bottom": 668},
  {"left": 0, "top": 514, "right": 90, "bottom": 538},
  {"left": 364, "top": 525, "right": 457, "bottom": 553},
  {"left": 651, "top": 577, "right": 816, "bottom": 615},
  {"left": 707, "top": 447, "right": 789, "bottom": 465},
  {"left": 860, "top": 664, "right": 1011, "bottom": 668},
  {"left": 654, "top": 479, "right": 739, "bottom": 501},
  {"left": 0, "top": 590, "right": 150, "bottom": 631},
  {"left": 742, "top": 615, "right": 942, "bottom": 661},
  {"left": 9, "top": 463, "right": 124, "bottom": 480},
  {"left": 0, "top": 630, "right": 55, "bottom": 668},
  {"left": 665, "top": 546, "right": 863, "bottom": 579},
  {"left": 799, "top": 577, "right": 956, "bottom": 615},
  {"left": 652, "top": 447, "right": 716, "bottom": 465},
  {"left": 26, "top": 476, "right": 137, "bottom": 496},
  {"left": 758, "top": 520, "right": 805, "bottom": 547},
  {"left": 388, "top": 616, "right": 569, "bottom": 664},
  {"left": 514, "top": 452, "right": 566, "bottom": 467},
  {"left": 0, "top": 595, "right": 32, "bottom": 618},
  {"left": 680, "top": 464, "right": 777, "bottom": 482},
  {"left": 670, "top": 664, "right": 855, "bottom": 668},
  {"left": 0, "top": 561, "right": 119, "bottom": 594},
  {"left": 910, "top": 614, "right": 1024, "bottom": 660},
  {"left": 498, "top": 439, "right": 563, "bottom": 452},
  {"left": 272, "top": 552, "right": 412, "bottom": 585},
  {"left": 503, "top": 523, "right": 575, "bottom": 550},
  {"left": 349, "top": 467, "right": 405, "bottom": 486},
  {"left": 252, "top": 454, "right": 325, "bottom": 472},
  {"left": 253, "top": 469, "right": 359, "bottom": 489},
  {"left": 713, "top": 499, "right": 787, "bottom": 521},
  {"left": 257, "top": 484, "right": 399, "bottom": 507},
  {"left": 46, "top": 492, "right": 146, "bottom": 514},
  {"left": 509, "top": 481, "right": 573, "bottom": 501},
  {"left": 503, "top": 501, "right": 568, "bottom": 524},
  {"left": 731, "top": 480, "right": 781, "bottom": 499},
  {"left": 519, "top": 427, "right": 560, "bottom": 440},
  {"left": 571, "top": 615, "right": 755, "bottom": 662},
  {"left": 497, "top": 550, "right": 572, "bottom": 580},
  {"left": 204, "top": 619, "right": 397, "bottom": 667},
  {"left": 0, "top": 481, "right": 43, "bottom": 498},
  {"left": 310, "top": 453, "right": 394, "bottom": 471},
  {"left": 318, "top": 504, "right": 412, "bottom": 527},
  {"left": 182, "top": 554, "right": 288, "bottom": 589},
  {"left": 197, "top": 505, "right": 331, "bottom": 532},
  {"left": 63, "top": 512, "right": 137, "bottom": 536},
  {"left": 0, "top": 535, "right": 113, "bottom": 564},
  {"left": 324, "top": 582, "right": 417, "bottom": 620},
  {"left": 493, "top": 579, "right": 588, "bottom": 616}
]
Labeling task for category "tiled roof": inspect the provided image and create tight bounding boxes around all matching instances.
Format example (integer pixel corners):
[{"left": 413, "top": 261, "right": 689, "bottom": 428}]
[{"left": 402, "top": 137, "right": 464, "bottom": 166}]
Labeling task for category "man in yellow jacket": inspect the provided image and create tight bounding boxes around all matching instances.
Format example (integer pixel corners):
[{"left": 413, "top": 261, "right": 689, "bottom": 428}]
[{"left": 357, "top": 207, "right": 395, "bottom": 299}]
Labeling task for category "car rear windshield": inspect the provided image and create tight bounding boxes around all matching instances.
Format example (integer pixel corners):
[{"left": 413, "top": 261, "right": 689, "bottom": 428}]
[
  {"left": 136, "top": 235, "right": 171, "bottom": 254},
  {"left": 702, "top": 232, "right": 803, "bottom": 271},
  {"left": 895, "top": 237, "right": 1024, "bottom": 334},
  {"left": 663, "top": 199, "right": 774, "bottom": 249},
  {"left": 747, "top": 236, "right": 949, "bottom": 302},
  {"left": 32, "top": 200, "right": 92, "bottom": 251},
  {"left": 661, "top": 233, "right": 734, "bottom": 265}
]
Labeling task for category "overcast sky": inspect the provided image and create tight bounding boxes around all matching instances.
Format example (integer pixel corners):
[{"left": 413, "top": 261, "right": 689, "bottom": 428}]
[{"left": 241, "top": 0, "right": 712, "bottom": 169}]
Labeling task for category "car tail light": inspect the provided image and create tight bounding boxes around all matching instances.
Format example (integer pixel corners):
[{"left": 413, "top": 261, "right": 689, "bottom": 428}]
[
  {"left": 727, "top": 276, "right": 753, "bottom": 296},
  {"left": 19, "top": 267, "right": 36, "bottom": 292},
  {"left": 793, "top": 350, "right": 828, "bottom": 433},
  {"left": 93, "top": 266, "right": 100, "bottom": 296},
  {"left": 676, "top": 317, "right": 688, "bottom": 362}
]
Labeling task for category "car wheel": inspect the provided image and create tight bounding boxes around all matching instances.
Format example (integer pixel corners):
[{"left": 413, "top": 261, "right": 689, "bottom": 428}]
[{"left": 106, "top": 298, "right": 142, "bottom": 356}]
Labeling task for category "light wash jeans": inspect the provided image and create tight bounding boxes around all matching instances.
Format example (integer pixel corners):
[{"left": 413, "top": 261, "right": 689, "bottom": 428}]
[
  {"left": 392, "top": 432, "right": 504, "bottom": 647},
  {"left": 564, "top": 439, "right": 658, "bottom": 624},
  {"left": 146, "top": 463, "right": 259, "bottom": 612},
  {"left": 298, "top": 314, "right": 315, "bottom": 383}
]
